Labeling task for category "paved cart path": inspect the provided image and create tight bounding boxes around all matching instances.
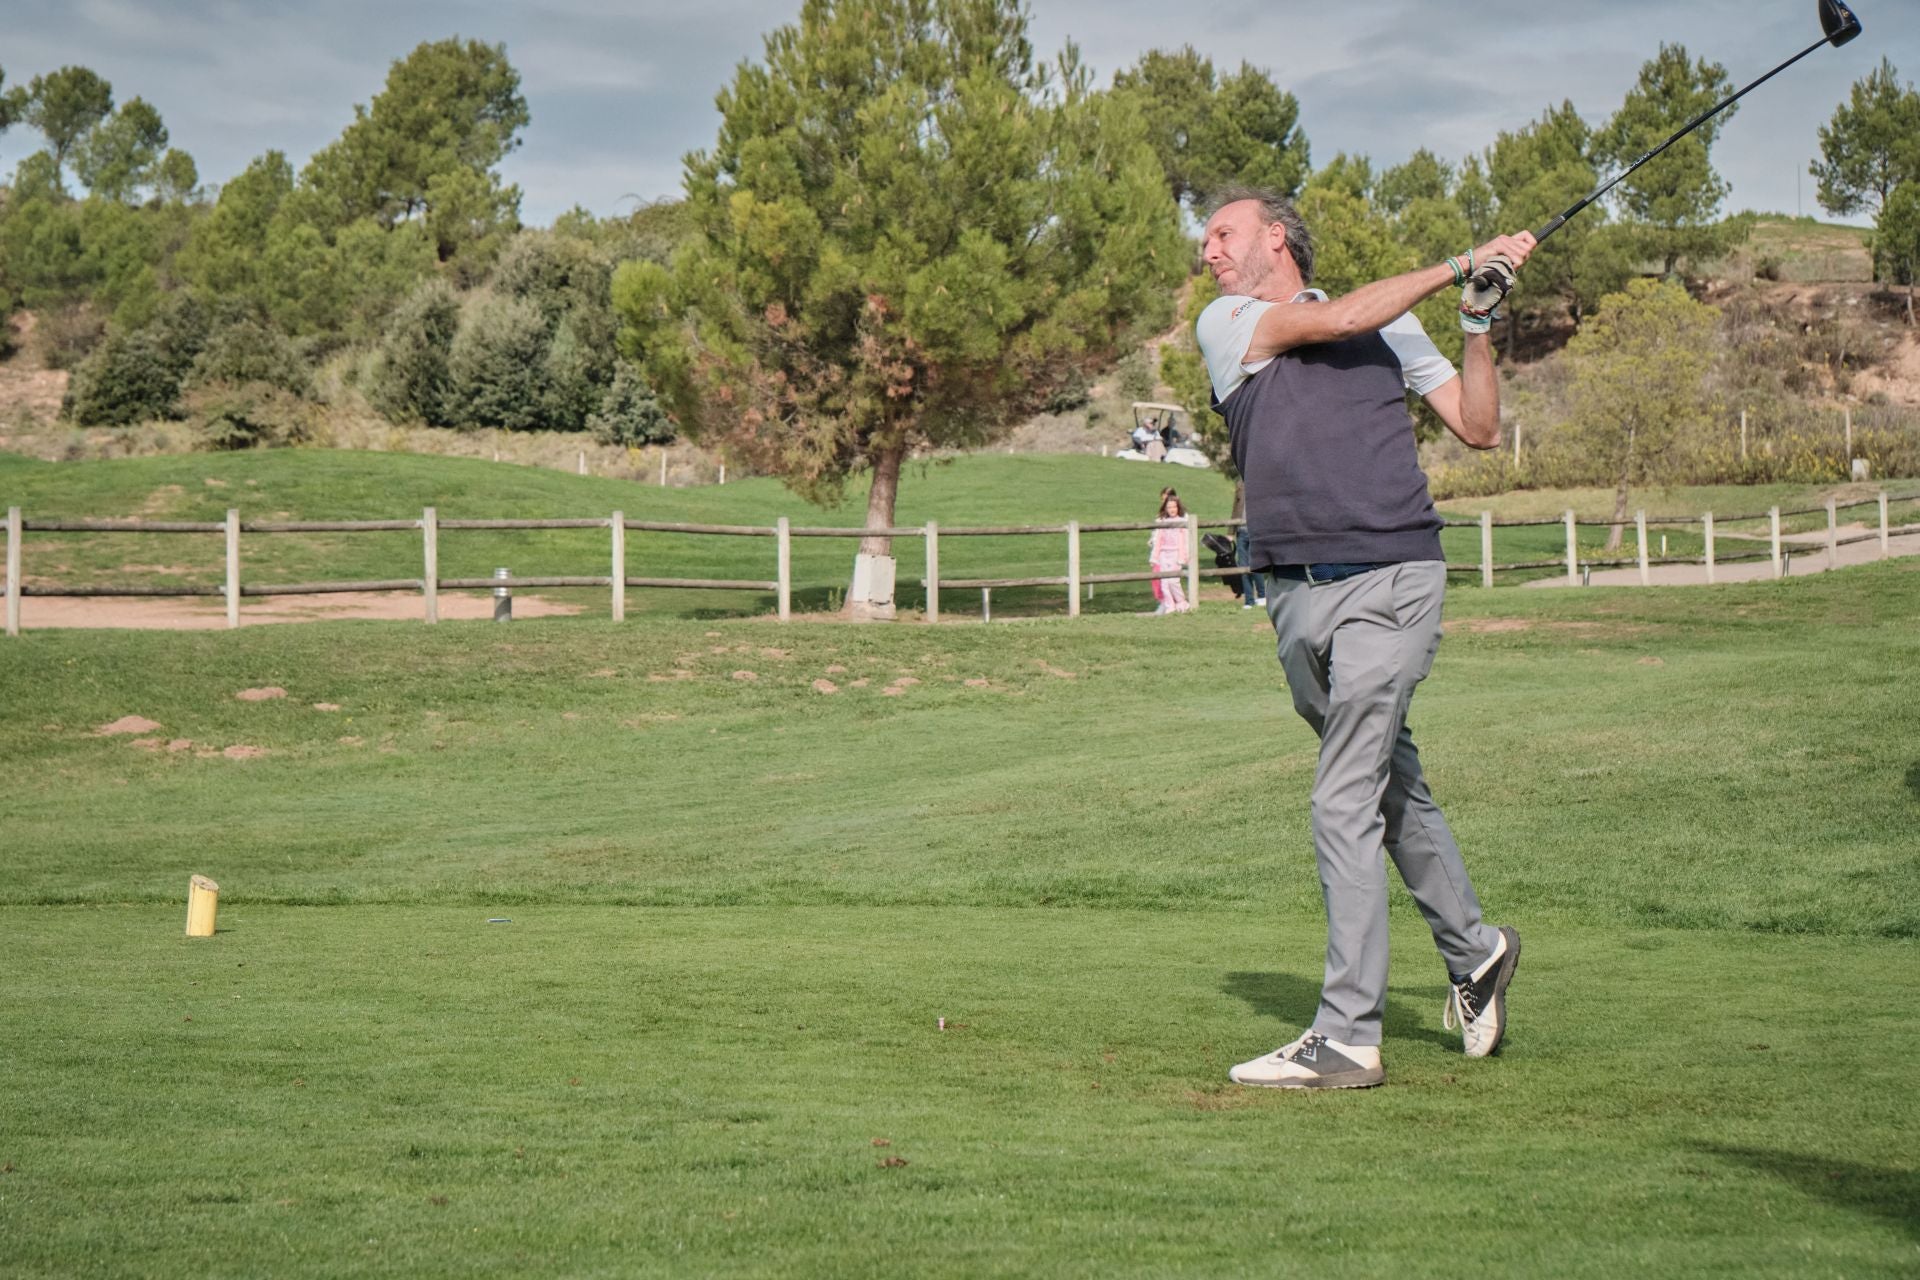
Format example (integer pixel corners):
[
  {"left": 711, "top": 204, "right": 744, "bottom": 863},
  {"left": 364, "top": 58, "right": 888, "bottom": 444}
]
[
  {"left": 9, "top": 591, "right": 583, "bottom": 629},
  {"left": 1524, "top": 524, "right": 1920, "bottom": 588}
]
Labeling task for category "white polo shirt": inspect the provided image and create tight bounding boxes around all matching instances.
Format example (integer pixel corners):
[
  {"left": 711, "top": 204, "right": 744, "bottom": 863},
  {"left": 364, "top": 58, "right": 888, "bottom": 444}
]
[{"left": 1196, "top": 291, "right": 1455, "bottom": 406}]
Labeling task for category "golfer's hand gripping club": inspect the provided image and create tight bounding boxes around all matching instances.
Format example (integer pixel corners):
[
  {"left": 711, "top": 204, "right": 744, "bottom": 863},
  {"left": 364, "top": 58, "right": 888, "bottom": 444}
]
[
  {"left": 1460, "top": 258, "right": 1515, "bottom": 334},
  {"left": 1457, "top": 231, "right": 1537, "bottom": 334}
]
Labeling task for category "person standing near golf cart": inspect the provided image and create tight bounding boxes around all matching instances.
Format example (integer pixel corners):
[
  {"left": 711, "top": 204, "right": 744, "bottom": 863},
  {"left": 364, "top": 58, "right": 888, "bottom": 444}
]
[{"left": 1195, "top": 187, "right": 1535, "bottom": 1089}]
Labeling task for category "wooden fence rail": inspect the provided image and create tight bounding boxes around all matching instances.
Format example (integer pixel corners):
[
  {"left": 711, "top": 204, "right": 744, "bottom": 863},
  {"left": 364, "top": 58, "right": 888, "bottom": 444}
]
[{"left": 3, "top": 494, "right": 1915, "bottom": 635}]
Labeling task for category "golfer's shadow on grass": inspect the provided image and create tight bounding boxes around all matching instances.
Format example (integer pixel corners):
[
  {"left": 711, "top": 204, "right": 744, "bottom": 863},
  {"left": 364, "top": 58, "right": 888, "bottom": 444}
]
[
  {"left": 1691, "top": 1143, "right": 1920, "bottom": 1242},
  {"left": 1221, "top": 971, "right": 1454, "bottom": 1050}
]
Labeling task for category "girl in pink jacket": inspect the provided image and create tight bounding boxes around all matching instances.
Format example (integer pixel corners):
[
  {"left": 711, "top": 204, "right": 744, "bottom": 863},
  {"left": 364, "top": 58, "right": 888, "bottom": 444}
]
[{"left": 1151, "top": 489, "right": 1192, "bottom": 614}]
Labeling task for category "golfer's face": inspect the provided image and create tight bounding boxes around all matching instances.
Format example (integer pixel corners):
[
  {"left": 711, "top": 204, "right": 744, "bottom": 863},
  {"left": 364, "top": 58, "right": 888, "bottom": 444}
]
[{"left": 1202, "top": 202, "right": 1275, "bottom": 295}]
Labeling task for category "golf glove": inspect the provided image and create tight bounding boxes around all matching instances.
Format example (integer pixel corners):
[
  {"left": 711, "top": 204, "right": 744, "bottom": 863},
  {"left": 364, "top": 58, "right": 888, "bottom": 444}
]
[{"left": 1460, "top": 255, "right": 1516, "bottom": 334}]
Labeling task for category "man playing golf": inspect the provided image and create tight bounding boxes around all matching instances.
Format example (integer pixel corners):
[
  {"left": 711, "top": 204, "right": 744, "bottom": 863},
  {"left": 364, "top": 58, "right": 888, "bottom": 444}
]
[{"left": 1196, "top": 188, "right": 1535, "bottom": 1089}]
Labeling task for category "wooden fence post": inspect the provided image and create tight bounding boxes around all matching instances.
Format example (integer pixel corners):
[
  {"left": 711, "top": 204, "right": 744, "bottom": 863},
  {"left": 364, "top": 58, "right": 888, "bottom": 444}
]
[
  {"left": 1636, "top": 511, "right": 1649, "bottom": 586},
  {"left": 4, "top": 506, "right": 19, "bottom": 637},
  {"left": 776, "top": 517, "right": 791, "bottom": 623},
  {"left": 611, "top": 511, "right": 626, "bottom": 622},
  {"left": 1066, "top": 520, "right": 1080, "bottom": 618},
  {"left": 1480, "top": 511, "right": 1493, "bottom": 589},
  {"left": 1740, "top": 409, "right": 1748, "bottom": 461},
  {"left": 422, "top": 507, "right": 439, "bottom": 624},
  {"left": 225, "top": 509, "right": 241, "bottom": 629},
  {"left": 1880, "top": 492, "right": 1891, "bottom": 558},
  {"left": 1826, "top": 498, "right": 1838, "bottom": 572},
  {"left": 1564, "top": 509, "right": 1578, "bottom": 586},
  {"left": 1703, "top": 512, "right": 1716, "bottom": 584},
  {"left": 925, "top": 520, "right": 940, "bottom": 624},
  {"left": 1185, "top": 512, "right": 1200, "bottom": 607},
  {"left": 659, "top": 452, "right": 667, "bottom": 488},
  {"left": 1769, "top": 506, "right": 1783, "bottom": 579}
]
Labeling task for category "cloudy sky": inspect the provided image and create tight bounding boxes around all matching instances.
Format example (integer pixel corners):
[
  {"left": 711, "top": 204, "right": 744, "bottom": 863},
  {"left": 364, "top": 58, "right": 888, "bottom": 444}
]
[{"left": 3, "top": 0, "right": 1910, "bottom": 228}]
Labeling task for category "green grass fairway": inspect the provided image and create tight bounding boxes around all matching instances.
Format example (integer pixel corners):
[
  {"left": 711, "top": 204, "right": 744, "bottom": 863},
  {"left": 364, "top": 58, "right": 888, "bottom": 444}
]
[
  {"left": 3, "top": 488, "right": 1918, "bottom": 1273},
  {"left": 5, "top": 908, "right": 1914, "bottom": 1278}
]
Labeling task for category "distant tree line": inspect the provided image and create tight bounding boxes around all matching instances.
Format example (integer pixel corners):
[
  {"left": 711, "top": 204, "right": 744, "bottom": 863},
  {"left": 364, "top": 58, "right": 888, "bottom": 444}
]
[
  {"left": 1, "top": 12, "right": 1914, "bottom": 484},
  {"left": 0, "top": 40, "right": 676, "bottom": 446}
]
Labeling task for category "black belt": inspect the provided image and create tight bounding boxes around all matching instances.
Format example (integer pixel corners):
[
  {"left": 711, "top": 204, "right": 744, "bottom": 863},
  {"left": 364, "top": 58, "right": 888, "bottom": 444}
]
[{"left": 1267, "top": 562, "right": 1392, "bottom": 585}]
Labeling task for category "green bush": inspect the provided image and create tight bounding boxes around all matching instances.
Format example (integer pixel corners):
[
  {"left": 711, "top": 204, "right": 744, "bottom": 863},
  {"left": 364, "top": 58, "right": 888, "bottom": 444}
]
[
  {"left": 369, "top": 280, "right": 461, "bottom": 425},
  {"left": 60, "top": 291, "right": 233, "bottom": 426},
  {"left": 1041, "top": 366, "right": 1091, "bottom": 414},
  {"left": 188, "top": 319, "right": 312, "bottom": 397},
  {"left": 62, "top": 327, "right": 185, "bottom": 425},
  {"left": 184, "top": 382, "right": 320, "bottom": 450},
  {"left": 143, "top": 292, "right": 217, "bottom": 375},
  {"left": 492, "top": 230, "right": 611, "bottom": 330},
  {"left": 587, "top": 361, "right": 674, "bottom": 446},
  {"left": 447, "top": 295, "right": 550, "bottom": 430},
  {"left": 541, "top": 315, "right": 603, "bottom": 433},
  {"left": 1114, "top": 350, "right": 1156, "bottom": 403}
]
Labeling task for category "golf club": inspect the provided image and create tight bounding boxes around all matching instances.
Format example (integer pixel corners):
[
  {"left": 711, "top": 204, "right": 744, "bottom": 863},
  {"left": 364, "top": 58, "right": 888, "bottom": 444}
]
[{"left": 1469, "top": 0, "right": 1865, "bottom": 293}]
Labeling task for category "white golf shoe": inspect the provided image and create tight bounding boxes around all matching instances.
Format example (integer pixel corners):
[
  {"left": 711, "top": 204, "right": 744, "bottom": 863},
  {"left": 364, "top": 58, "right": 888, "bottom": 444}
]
[
  {"left": 1229, "top": 1032, "right": 1384, "bottom": 1089},
  {"left": 1444, "top": 925, "right": 1521, "bottom": 1058}
]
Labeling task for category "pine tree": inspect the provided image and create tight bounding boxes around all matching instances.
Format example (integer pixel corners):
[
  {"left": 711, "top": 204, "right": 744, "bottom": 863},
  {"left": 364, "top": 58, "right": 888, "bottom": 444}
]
[{"left": 614, "top": 0, "right": 1185, "bottom": 618}]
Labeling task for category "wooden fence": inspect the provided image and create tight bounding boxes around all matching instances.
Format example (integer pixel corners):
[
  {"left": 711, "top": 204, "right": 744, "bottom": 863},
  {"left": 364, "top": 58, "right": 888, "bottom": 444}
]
[
  {"left": 1471, "top": 493, "right": 1913, "bottom": 587},
  {"left": 0, "top": 506, "right": 1200, "bottom": 634},
  {"left": 3, "top": 494, "right": 1914, "bottom": 635}
]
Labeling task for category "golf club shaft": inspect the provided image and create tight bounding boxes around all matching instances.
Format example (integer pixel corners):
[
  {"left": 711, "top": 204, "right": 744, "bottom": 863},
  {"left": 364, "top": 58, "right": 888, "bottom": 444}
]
[{"left": 1474, "top": 27, "right": 1846, "bottom": 285}]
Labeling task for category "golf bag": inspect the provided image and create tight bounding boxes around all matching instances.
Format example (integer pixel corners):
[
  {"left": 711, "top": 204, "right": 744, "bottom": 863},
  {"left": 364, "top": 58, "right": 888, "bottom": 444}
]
[{"left": 1201, "top": 533, "right": 1246, "bottom": 600}]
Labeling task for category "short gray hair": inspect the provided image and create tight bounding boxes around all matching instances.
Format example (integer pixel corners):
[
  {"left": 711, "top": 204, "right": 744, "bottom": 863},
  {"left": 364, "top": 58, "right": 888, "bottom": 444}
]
[{"left": 1206, "top": 186, "right": 1315, "bottom": 286}]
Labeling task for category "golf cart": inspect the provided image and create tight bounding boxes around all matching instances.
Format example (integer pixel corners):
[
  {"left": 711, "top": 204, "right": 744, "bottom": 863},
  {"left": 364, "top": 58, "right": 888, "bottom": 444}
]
[{"left": 1117, "top": 402, "right": 1210, "bottom": 468}]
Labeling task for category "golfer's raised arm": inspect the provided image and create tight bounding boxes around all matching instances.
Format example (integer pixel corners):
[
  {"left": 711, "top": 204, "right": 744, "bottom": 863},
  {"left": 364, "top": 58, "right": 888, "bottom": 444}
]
[{"left": 1241, "top": 231, "right": 1536, "bottom": 365}]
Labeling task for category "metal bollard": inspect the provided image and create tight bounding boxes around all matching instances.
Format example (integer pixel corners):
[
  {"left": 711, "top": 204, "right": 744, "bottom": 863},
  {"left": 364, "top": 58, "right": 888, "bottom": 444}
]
[
  {"left": 493, "top": 566, "right": 512, "bottom": 622},
  {"left": 1580, "top": 562, "right": 1592, "bottom": 587}
]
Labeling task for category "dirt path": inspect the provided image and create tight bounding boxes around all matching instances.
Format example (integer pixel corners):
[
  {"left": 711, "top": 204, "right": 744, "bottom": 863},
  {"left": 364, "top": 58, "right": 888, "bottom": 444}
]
[
  {"left": 11, "top": 591, "right": 584, "bottom": 630},
  {"left": 1524, "top": 525, "right": 1920, "bottom": 588}
]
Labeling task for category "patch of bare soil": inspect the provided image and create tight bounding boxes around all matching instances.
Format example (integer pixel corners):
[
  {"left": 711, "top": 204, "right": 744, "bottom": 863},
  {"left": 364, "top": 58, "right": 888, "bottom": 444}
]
[
  {"left": 1852, "top": 327, "right": 1920, "bottom": 408},
  {"left": 13, "top": 591, "right": 584, "bottom": 630},
  {"left": 95, "top": 715, "right": 162, "bottom": 735},
  {"left": 0, "top": 314, "right": 69, "bottom": 429}
]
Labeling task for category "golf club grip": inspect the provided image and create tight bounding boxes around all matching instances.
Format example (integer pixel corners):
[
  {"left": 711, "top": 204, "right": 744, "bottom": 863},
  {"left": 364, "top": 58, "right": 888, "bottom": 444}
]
[{"left": 1466, "top": 213, "right": 1568, "bottom": 290}]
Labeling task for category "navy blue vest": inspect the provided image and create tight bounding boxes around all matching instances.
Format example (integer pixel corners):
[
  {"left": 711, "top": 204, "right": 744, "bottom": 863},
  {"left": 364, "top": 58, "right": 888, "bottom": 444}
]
[{"left": 1221, "top": 329, "right": 1444, "bottom": 569}]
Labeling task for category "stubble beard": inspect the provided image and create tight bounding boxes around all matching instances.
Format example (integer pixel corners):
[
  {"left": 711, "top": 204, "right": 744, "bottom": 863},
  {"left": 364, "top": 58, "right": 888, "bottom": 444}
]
[{"left": 1227, "top": 252, "right": 1273, "bottom": 298}]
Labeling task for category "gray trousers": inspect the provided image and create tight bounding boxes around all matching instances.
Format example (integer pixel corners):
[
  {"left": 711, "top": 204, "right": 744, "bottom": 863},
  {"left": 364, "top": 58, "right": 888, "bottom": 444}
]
[{"left": 1266, "top": 560, "right": 1500, "bottom": 1046}]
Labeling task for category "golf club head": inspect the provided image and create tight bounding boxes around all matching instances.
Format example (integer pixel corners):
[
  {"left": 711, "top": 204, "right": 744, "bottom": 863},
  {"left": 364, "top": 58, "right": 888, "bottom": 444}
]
[{"left": 1819, "top": 0, "right": 1863, "bottom": 46}]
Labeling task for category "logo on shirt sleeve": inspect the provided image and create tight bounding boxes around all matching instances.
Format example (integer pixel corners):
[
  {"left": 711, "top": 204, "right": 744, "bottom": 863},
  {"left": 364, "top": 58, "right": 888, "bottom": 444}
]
[{"left": 1231, "top": 300, "right": 1254, "bottom": 319}]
